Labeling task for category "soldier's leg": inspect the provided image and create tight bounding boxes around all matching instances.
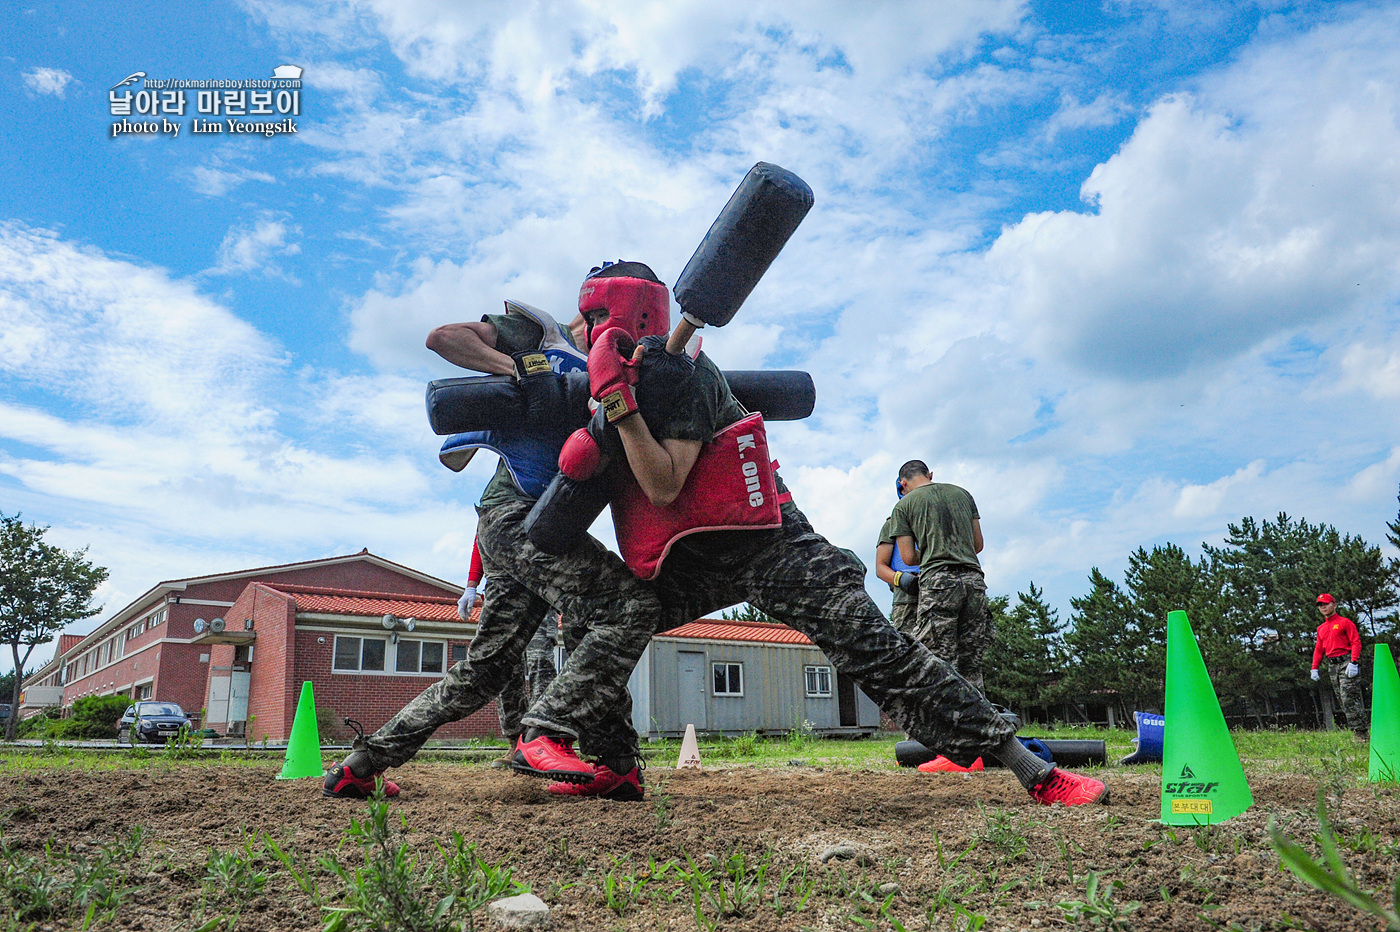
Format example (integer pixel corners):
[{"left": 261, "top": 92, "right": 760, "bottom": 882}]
[
  {"left": 495, "top": 661, "right": 528, "bottom": 742},
  {"left": 354, "top": 572, "right": 550, "bottom": 771},
  {"left": 888, "top": 600, "right": 919, "bottom": 639},
  {"left": 914, "top": 570, "right": 963, "bottom": 668},
  {"left": 957, "top": 576, "right": 994, "bottom": 694},
  {"left": 525, "top": 612, "right": 558, "bottom": 706},
  {"left": 474, "top": 502, "right": 661, "bottom": 771},
  {"left": 691, "top": 506, "right": 1102, "bottom": 803},
  {"left": 1335, "top": 664, "right": 1368, "bottom": 736}
]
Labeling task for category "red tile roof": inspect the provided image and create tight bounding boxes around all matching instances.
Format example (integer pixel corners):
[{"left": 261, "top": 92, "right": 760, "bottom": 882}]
[
  {"left": 657, "top": 619, "right": 813, "bottom": 646},
  {"left": 270, "top": 586, "right": 464, "bottom": 623}
]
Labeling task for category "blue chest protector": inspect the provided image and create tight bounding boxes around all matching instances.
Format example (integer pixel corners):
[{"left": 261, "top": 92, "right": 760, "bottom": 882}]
[{"left": 438, "top": 301, "right": 587, "bottom": 498}]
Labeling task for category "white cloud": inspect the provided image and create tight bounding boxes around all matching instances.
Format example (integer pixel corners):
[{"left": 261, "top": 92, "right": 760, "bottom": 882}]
[
  {"left": 0, "top": 223, "right": 485, "bottom": 667},
  {"left": 22, "top": 67, "right": 73, "bottom": 98},
  {"left": 189, "top": 163, "right": 276, "bottom": 197},
  {"left": 987, "top": 8, "right": 1400, "bottom": 380},
  {"left": 209, "top": 215, "right": 303, "bottom": 279}
]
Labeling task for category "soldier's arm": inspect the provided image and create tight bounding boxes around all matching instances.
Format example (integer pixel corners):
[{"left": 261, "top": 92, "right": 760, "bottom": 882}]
[
  {"left": 615, "top": 416, "right": 702, "bottom": 507},
  {"left": 973, "top": 518, "right": 984, "bottom": 554},
  {"left": 426, "top": 321, "right": 513, "bottom": 375},
  {"left": 875, "top": 542, "right": 898, "bottom": 587},
  {"left": 896, "top": 535, "right": 917, "bottom": 567}
]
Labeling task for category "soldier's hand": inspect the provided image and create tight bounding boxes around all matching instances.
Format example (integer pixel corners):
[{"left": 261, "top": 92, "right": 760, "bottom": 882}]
[
  {"left": 894, "top": 571, "right": 919, "bottom": 595},
  {"left": 1346, "top": 662, "right": 1360, "bottom": 678},
  {"left": 1310, "top": 668, "right": 1320, "bottom": 682}
]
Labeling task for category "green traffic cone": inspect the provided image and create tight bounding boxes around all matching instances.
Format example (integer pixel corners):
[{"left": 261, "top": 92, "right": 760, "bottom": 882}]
[
  {"left": 277, "top": 681, "right": 324, "bottom": 780},
  {"left": 1161, "top": 610, "right": 1253, "bottom": 825},
  {"left": 1369, "top": 643, "right": 1400, "bottom": 783}
]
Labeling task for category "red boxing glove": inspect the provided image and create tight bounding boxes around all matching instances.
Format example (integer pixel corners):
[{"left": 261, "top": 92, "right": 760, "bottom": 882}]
[
  {"left": 558, "top": 428, "right": 601, "bottom": 481},
  {"left": 588, "top": 329, "right": 640, "bottom": 422}
]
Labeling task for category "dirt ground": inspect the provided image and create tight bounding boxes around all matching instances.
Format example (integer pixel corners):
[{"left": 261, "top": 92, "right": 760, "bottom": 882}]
[{"left": 0, "top": 757, "right": 1393, "bottom": 931}]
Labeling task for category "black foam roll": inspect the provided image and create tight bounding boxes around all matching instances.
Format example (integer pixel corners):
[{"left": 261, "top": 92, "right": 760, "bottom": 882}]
[
  {"left": 523, "top": 472, "right": 614, "bottom": 555},
  {"left": 894, "top": 738, "right": 1108, "bottom": 769},
  {"left": 673, "top": 162, "right": 814, "bottom": 328},
  {"left": 426, "top": 369, "right": 816, "bottom": 435}
]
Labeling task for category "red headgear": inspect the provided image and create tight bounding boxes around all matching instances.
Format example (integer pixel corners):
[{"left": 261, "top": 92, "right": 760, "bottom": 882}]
[
  {"left": 1316, "top": 593, "right": 1335, "bottom": 605},
  {"left": 578, "top": 261, "right": 670, "bottom": 349}
]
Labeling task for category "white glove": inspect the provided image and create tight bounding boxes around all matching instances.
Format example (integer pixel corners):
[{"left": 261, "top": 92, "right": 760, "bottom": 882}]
[
  {"left": 1310, "top": 668, "right": 1320, "bottom": 681},
  {"left": 457, "top": 586, "right": 477, "bottom": 621},
  {"left": 1347, "top": 662, "right": 1360, "bottom": 678}
]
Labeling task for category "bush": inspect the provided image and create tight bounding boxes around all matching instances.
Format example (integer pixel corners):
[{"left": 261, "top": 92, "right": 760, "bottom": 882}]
[
  {"left": 316, "top": 705, "right": 344, "bottom": 744},
  {"left": 69, "top": 695, "right": 134, "bottom": 739},
  {"left": 15, "top": 707, "right": 66, "bottom": 739}
]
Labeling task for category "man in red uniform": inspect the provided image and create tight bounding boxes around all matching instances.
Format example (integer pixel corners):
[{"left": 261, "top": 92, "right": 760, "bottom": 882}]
[{"left": 1310, "top": 593, "right": 1366, "bottom": 738}]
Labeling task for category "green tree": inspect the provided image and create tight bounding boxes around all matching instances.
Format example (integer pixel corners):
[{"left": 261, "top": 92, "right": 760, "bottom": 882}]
[
  {"left": 1061, "top": 568, "right": 1138, "bottom": 724},
  {"left": 984, "top": 583, "right": 1067, "bottom": 722},
  {"left": 0, "top": 669, "right": 21, "bottom": 705},
  {"left": 1204, "top": 512, "right": 1396, "bottom": 720},
  {"left": 719, "top": 603, "right": 779, "bottom": 624},
  {"left": 0, "top": 513, "right": 108, "bottom": 740},
  {"left": 1388, "top": 484, "right": 1400, "bottom": 553}
]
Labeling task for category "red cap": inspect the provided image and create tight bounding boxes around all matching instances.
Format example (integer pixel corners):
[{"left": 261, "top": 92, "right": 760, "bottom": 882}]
[{"left": 1316, "top": 593, "right": 1335, "bottom": 604}]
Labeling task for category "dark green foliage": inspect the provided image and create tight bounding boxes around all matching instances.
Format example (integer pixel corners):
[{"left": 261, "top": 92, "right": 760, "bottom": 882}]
[
  {"left": 0, "top": 513, "right": 108, "bottom": 740},
  {"left": 720, "top": 603, "right": 779, "bottom": 624},
  {"left": 984, "top": 585, "right": 1067, "bottom": 720},
  {"left": 989, "top": 485, "right": 1400, "bottom": 726},
  {"left": 68, "top": 695, "right": 133, "bottom": 739}
]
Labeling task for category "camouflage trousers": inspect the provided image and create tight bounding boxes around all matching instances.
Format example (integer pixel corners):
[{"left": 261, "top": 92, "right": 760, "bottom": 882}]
[
  {"left": 358, "top": 500, "right": 660, "bottom": 770},
  {"left": 495, "top": 612, "right": 560, "bottom": 739},
  {"left": 1323, "top": 657, "right": 1367, "bottom": 736},
  {"left": 888, "top": 599, "right": 918, "bottom": 640},
  {"left": 910, "top": 567, "right": 994, "bottom": 694},
  {"left": 571, "top": 503, "right": 1016, "bottom": 767}
]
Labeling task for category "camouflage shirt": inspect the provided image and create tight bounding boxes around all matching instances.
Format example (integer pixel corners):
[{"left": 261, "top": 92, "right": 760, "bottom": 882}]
[{"left": 888, "top": 482, "right": 981, "bottom": 573}]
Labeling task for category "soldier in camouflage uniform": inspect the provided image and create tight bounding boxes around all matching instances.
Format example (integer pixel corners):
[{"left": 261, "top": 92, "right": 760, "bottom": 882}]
[
  {"left": 875, "top": 515, "right": 919, "bottom": 638},
  {"left": 888, "top": 461, "right": 994, "bottom": 694},
  {"left": 556, "top": 261, "right": 1108, "bottom": 806},
  {"left": 323, "top": 306, "right": 659, "bottom": 802}
]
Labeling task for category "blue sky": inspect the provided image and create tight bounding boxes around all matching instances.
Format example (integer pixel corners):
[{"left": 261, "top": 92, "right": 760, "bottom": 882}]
[{"left": 4, "top": 1, "right": 1400, "bottom": 671}]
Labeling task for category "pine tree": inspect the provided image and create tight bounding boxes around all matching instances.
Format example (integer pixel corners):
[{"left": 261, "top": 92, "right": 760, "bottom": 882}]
[{"left": 984, "top": 583, "right": 1066, "bottom": 723}]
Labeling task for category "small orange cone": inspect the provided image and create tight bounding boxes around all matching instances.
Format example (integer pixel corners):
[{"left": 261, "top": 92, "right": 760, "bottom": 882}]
[{"left": 677, "top": 723, "right": 702, "bottom": 770}]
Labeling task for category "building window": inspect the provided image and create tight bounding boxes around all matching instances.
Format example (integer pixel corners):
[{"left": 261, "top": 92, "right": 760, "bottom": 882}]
[
  {"left": 395, "top": 640, "right": 446, "bottom": 675},
  {"left": 712, "top": 662, "right": 743, "bottom": 697},
  {"left": 804, "top": 665, "right": 833, "bottom": 698},
  {"left": 450, "top": 644, "right": 467, "bottom": 665},
  {"left": 333, "top": 636, "right": 387, "bottom": 672},
  {"left": 137, "top": 683, "right": 153, "bottom": 700}
]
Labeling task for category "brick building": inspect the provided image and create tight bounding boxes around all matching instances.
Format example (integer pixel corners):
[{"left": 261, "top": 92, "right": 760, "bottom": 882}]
[{"left": 20, "top": 551, "right": 503, "bottom": 743}]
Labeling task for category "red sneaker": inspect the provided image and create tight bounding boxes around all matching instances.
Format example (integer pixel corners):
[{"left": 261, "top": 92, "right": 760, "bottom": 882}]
[
  {"left": 322, "top": 761, "right": 401, "bottom": 799},
  {"left": 1029, "top": 768, "right": 1109, "bottom": 806},
  {"left": 547, "top": 763, "right": 644, "bottom": 801},
  {"left": 511, "top": 733, "right": 595, "bottom": 784},
  {"left": 917, "top": 755, "right": 984, "bottom": 773}
]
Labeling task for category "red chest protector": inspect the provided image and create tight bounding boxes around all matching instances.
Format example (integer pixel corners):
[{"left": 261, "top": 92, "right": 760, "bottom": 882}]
[{"left": 611, "top": 412, "right": 786, "bottom": 579}]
